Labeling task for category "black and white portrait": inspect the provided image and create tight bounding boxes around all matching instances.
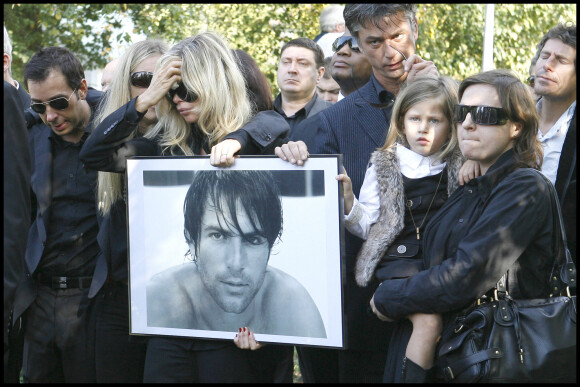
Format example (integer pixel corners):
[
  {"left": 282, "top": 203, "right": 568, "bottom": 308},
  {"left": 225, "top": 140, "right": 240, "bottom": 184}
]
[{"left": 127, "top": 156, "right": 344, "bottom": 348}]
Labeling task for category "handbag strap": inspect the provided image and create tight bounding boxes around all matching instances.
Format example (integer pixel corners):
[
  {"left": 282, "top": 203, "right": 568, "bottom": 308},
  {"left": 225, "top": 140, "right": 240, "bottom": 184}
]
[{"left": 496, "top": 169, "right": 576, "bottom": 298}]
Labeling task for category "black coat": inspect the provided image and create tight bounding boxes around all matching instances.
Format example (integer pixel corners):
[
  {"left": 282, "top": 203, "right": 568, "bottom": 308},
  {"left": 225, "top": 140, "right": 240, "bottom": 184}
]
[
  {"left": 3, "top": 81, "right": 32, "bottom": 342},
  {"left": 373, "top": 150, "right": 556, "bottom": 319},
  {"left": 555, "top": 112, "right": 576, "bottom": 264},
  {"left": 12, "top": 88, "right": 103, "bottom": 322}
]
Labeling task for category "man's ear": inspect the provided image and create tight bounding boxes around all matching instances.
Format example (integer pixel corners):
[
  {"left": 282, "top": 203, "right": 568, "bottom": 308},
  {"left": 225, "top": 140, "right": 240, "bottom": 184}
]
[
  {"left": 78, "top": 79, "right": 88, "bottom": 99},
  {"left": 317, "top": 66, "right": 325, "bottom": 83},
  {"left": 412, "top": 17, "right": 418, "bottom": 42},
  {"left": 4, "top": 53, "right": 11, "bottom": 73}
]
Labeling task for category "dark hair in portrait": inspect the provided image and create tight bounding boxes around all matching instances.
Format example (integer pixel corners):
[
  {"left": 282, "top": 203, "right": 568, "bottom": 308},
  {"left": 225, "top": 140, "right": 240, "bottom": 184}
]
[{"left": 183, "top": 170, "right": 283, "bottom": 257}]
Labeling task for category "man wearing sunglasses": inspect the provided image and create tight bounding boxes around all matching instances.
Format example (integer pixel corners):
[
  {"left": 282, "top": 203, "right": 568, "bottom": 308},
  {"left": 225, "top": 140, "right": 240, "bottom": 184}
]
[
  {"left": 277, "top": 4, "right": 438, "bottom": 384},
  {"left": 329, "top": 27, "right": 373, "bottom": 101},
  {"left": 533, "top": 23, "right": 576, "bottom": 264},
  {"left": 12, "top": 46, "right": 103, "bottom": 383}
]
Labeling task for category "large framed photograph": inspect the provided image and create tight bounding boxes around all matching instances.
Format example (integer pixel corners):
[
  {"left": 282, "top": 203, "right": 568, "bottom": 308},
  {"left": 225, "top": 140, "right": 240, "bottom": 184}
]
[{"left": 126, "top": 155, "right": 345, "bottom": 348}]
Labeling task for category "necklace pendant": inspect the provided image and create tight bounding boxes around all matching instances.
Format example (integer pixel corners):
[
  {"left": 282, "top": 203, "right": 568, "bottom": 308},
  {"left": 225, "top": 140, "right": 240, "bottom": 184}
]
[{"left": 416, "top": 227, "right": 420, "bottom": 240}]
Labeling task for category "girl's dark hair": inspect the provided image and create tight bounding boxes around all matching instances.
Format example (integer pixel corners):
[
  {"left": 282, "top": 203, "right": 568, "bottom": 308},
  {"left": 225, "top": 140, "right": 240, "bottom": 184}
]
[{"left": 234, "top": 49, "right": 274, "bottom": 112}]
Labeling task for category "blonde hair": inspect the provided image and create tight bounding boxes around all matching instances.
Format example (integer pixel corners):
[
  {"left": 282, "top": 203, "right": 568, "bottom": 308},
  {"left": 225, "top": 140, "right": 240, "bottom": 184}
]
[
  {"left": 94, "top": 39, "right": 169, "bottom": 215},
  {"left": 144, "top": 32, "right": 252, "bottom": 155},
  {"left": 381, "top": 75, "right": 459, "bottom": 162}
]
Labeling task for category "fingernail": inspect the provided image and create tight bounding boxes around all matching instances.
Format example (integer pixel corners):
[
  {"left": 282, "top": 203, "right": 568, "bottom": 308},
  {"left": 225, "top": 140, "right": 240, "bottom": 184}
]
[
  {"left": 290, "top": 159, "right": 296, "bottom": 164},
  {"left": 235, "top": 334, "right": 238, "bottom": 338},
  {"left": 239, "top": 327, "right": 242, "bottom": 332},
  {"left": 243, "top": 327, "right": 246, "bottom": 332}
]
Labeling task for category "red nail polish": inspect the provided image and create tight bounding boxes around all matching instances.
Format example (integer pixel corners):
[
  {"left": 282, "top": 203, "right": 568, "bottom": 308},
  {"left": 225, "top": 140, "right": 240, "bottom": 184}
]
[
  {"left": 243, "top": 327, "right": 246, "bottom": 332},
  {"left": 238, "top": 327, "right": 242, "bottom": 332}
]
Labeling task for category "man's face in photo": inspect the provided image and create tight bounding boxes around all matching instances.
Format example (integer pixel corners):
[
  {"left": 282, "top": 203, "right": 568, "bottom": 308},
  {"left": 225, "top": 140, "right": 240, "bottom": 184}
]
[{"left": 193, "top": 198, "right": 270, "bottom": 314}]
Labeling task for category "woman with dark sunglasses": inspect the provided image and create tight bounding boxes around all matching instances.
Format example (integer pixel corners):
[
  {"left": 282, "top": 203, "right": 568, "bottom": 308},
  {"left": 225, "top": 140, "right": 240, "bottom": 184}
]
[
  {"left": 368, "top": 69, "right": 558, "bottom": 382},
  {"left": 80, "top": 31, "right": 292, "bottom": 383},
  {"left": 79, "top": 38, "right": 169, "bottom": 383}
]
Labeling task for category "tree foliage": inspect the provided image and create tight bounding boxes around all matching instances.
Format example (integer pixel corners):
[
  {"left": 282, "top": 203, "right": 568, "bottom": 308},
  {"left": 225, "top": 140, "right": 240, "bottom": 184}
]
[{"left": 4, "top": 3, "right": 576, "bottom": 95}]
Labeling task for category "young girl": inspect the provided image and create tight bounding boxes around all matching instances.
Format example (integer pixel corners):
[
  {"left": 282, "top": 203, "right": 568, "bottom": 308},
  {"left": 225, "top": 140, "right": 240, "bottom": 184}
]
[{"left": 337, "top": 75, "right": 464, "bottom": 383}]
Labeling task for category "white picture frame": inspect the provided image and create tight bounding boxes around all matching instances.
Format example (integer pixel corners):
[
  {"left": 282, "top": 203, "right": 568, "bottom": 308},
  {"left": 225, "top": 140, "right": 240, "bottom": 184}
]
[{"left": 126, "top": 155, "right": 345, "bottom": 348}]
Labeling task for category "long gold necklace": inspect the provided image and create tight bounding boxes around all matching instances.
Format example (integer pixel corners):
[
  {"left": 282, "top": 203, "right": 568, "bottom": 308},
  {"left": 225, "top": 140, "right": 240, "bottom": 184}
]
[{"left": 405, "top": 170, "right": 444, "bottom": 240}]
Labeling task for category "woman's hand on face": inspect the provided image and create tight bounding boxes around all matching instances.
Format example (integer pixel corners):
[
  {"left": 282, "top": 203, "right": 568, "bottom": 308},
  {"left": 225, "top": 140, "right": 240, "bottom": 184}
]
[
  {"left": 458, "top": 159, "right": 481, "bottom": 186},
  {"left": 135, "top": 59, "right": 182, "bottom": 114},
  {"left": 234, "top": 327, "right": 264, "bottom": 350},
  {"left": 210, "top": 139, "right": 241, "bottom": 167},
  {"left": 274, "top": 141, "right": 309, "bottom": 166},
  {"left": 370, "top": 295, "right": 394, "bottom": 322}
]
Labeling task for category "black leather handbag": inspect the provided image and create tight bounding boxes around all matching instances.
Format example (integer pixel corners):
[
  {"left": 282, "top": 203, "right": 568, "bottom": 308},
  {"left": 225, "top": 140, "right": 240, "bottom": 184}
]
[{"left": 434, "top": 171, "right": 577, "bottom": 383}]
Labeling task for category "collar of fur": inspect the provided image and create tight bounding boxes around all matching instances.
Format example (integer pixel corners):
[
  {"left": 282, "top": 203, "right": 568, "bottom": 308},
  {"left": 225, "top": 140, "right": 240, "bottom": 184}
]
[{"left": 354, "top": 145, "right": 465, "bottom": 287}]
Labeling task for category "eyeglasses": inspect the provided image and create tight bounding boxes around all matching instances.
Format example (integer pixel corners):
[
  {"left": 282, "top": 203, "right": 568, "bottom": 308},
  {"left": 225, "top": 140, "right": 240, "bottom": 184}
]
[
  {"left": 454, "top": 104, "right": 509, "bottom": 126},
  {"left": 30, "top": 88, "right": 77, "bottom": 114},
  {"left": 130, "top": 71, "right": 153, "bottom": 88},
  {"left": 527, "top": 76, "right": 535, "bottom": 88},
  {"left": 167, "top": 82, "right": 198, "bottom": 103},
  {"left": 332, "top": 36, "right": 361, "bottom": 53}
]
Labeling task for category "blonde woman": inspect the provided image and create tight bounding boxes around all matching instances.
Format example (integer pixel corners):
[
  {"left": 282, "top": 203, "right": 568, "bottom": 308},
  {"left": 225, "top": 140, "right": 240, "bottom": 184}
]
[
  {"left": 80, "top": 31, "right": 291, "bottom": 383},
  {"left": 79, "top": 38, "right": 168, "bottom": 383}
]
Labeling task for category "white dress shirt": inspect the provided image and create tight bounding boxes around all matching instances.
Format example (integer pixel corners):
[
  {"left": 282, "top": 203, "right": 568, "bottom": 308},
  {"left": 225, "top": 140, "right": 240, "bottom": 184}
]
[
  {"left": 344, "top": 144, "right": 446, "bottom": 240},
  {"left": 536, "top": 99, "right": 576, "bottom": 185}
]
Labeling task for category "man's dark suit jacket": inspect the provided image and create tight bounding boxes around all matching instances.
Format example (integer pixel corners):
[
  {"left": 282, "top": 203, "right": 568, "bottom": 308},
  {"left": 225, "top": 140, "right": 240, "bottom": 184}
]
[
  {"left": 555, "top": 112, "right": 576, "bottom": 263},
  {"left": 3, "top": 81, "right": 32, "bottom": 365},
  {"left": 292, "top": 75, "right": 395, "bottom": 351},
  {"left": 12, "top": 88, "right": 103, "bottom": 323}
]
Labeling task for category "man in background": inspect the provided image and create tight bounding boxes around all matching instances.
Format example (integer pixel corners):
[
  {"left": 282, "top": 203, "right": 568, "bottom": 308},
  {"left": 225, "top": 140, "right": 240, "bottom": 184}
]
[
  {"left": 330, "top": 27, "right": 373, "bottom": 101},
  {"left": 4, "top": 25, "right": 30, "bottom": 109},
  {"left": 316, "top": 57, "right": 341, "bottom": 103},
  {"left": 100, "top": 57, "right": 119, "bottom": 92},
  {"left": 278, "top": 4, "right": 438, "bottom": 382},
  {"left": 315, "top": 5, "right": 347, "bottom": 59},
  {"left": 274, "top": 37, "right": 333, "bottom": 134},
  {"left": 533, "top": 23, "right": 576, "bottom": 263}
]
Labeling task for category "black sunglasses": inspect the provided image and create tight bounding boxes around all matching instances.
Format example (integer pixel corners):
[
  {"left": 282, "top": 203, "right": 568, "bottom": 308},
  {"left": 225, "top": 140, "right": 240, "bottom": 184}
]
[
  {"left": 332, "top": 36, "right": 361, "bottom": 53},
  {"left": 167, "top": 82, "right": 198, "bottom": 103},
  {"left": 527, "top": 76, "right": 535, "bottom": 88},
  {"left": 454, "top": 104, "right": 509, "bottom": 126},
  {"left": 30, "top": 88, "right": 77, "bottom": 114},
  {"left": 130, "top": 71, "right": 153, "bottom": 88}
]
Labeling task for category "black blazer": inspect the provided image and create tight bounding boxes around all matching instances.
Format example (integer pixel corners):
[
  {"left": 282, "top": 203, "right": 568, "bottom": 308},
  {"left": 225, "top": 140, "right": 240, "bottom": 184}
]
[
  {"left": 555, "top": 112, "right": 576, "bottom": 263},
  {"left": 293, "top": 75, "right": 395, "bottom": 351},
  {"left": 12, "top": 88, "right": 103, "bottom": 322},
  {"left": 3, "top": 81, "right": 32, "bottom": 338}
]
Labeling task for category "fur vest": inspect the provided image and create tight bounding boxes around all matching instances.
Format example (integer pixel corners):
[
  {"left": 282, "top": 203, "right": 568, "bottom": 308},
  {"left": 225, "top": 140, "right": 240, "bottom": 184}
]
[{"left": 354, "top": 146, "right": 465, "bottom": 287}]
